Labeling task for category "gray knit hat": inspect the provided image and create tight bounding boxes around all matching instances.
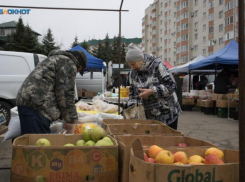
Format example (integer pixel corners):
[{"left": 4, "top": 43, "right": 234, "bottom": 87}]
[{"left": 125, "top": 43, "right": 144, "bottom": 62}]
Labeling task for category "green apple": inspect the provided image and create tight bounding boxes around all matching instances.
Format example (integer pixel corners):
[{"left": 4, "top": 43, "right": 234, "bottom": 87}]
[
  {"left": 76, "top": 139, "right": 86, "bottom": 146},
  {"left": 35, "top": 138, "right": 51, "bottom": 147},
  {"left": 102, "top": 137, "right": 114, "bottom": 145},
  {"left": 83, "top": 128, "right": 92, "bottom": 141},
  {"left": 95, "top": 140, "right": 113, "bottom": 146},
  {"left": 91, "top": 127, "right": 106, "bottom": 142},
  {"left": 64, "top": 143, "right": 75, "bottom": 147},
  {"left": 85, "top": 140, "right": 96, "bottom": 146}
]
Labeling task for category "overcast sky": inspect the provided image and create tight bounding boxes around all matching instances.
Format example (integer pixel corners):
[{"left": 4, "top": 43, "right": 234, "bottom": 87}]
[{"left": 0, "top": 0, "right": 153, "bottom": 49}]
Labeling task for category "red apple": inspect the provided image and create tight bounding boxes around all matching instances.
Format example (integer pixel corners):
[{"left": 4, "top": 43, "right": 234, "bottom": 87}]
[
  {"left": 177, "top": 143, "right": 188, "bottom": 147},
  {"left": 148, "top": 158, "right": 156, "bottom": 163},
  {"left": 144, "top": 153, "right": 149, "bottom": 162}
]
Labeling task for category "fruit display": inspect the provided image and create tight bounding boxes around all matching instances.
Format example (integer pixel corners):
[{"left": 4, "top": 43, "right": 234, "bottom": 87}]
[
  {"left": 34, "top": 127, "right": 115, "bottom": 147},
  {"left": 74, "top": 123, "right": 98, "bottom": 134},
  {"left": 143, "top": 146, "right": 225, "bottom": 165}
]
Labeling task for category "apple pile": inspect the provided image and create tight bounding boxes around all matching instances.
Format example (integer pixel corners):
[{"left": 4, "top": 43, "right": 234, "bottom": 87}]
[
  {"left": 35, "top": 127, "right": 115, "bottom": 147},
  {"left": 143, "top": 145, "right": 225, "bottom": 165}
]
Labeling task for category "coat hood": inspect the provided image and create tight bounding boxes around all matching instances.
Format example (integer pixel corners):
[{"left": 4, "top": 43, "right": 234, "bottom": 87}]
[{"left": 48, "top": 50, "right": 81, "bottom": 68}]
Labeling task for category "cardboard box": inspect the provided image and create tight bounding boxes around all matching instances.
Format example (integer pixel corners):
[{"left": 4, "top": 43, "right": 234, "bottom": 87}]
[
  {"left": 106, "top": 124, "right": 184, "bottom": 136},
  {"left": 11, "top": 134, "right": 118, "bottom": 182},
  {"left": 216, "top": 100, "right": 237, "bottom": 108},
  {"left": 84, "top": 91, "right": 98, "bottom": 98},
  {"left": 77, "top": 90, "right": 83, "bottom": 97},
  {"left": 200, "top": 100, "right": 214, "bottom": 108},
  {"left": 232, "top": 94, "right": 239, "bottom": 99},
  {"left": 129, "top": 140, "right": 239, "bottom": 182},
  {"left": 115, "top": 135, "right": 215, "bottom": 182},
  {"left": 182, "top": 98, "right": 195, "bottom": 105},
  {"left": 212, "top": 94, "right": 228, "bottom": 101},
  {"left": 196, "top": 99, "right": 202, "bottom": 107},
  {"left": 101, "top": 119, "right": 164, "bottom": 130}
]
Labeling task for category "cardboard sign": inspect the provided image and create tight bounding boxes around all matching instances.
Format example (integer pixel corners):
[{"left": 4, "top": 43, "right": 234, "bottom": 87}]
[{"left": 11, "top": 134, "right": 118, "bottom": 182}]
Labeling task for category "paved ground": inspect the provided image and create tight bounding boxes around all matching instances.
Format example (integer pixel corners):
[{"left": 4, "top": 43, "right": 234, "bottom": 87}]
[{"left": 178, "top": 108, "right": 239, "bottom": 150}]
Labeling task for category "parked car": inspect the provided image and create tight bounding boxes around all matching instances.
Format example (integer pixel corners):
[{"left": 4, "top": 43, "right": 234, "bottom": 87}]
[{"left": 0, "top": 51, "right": 47, "bottom": 124}]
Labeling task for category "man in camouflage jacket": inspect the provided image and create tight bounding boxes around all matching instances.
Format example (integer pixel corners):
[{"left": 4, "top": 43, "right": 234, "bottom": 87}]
[{"left": 16, "top": 50, "right": 87, "bottom": 135}]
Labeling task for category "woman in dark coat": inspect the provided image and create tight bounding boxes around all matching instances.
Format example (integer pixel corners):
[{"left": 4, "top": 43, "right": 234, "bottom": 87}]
[{"left": 125, "top": 43, "right": 181, "bottom": 130}]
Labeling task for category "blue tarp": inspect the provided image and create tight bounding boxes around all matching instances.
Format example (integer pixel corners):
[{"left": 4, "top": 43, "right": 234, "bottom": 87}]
[
  {"left": 70, "top": 45, "right": 106, "bottom": 72},
  {"left": 189, "top": 39, "right": 238, "bottom": 70}
]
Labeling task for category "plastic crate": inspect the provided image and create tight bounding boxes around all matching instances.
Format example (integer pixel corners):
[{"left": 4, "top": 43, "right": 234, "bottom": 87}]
[{"left": 217, "top": 108, "right": 235, "bottom": 118}]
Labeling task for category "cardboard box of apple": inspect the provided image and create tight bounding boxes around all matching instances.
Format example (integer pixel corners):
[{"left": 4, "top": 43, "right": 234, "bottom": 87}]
[
  {"left": 35, "top": 126, "right": 115, "bottom": 147},
  {"left": 143, "top": 144, "right": 225, "bottom": 165}
]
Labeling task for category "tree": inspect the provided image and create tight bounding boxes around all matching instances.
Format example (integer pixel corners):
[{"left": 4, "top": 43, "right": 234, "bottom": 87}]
[
  {"left": 5, "top": 17, "right": 26, "bottom": 52},
  {"left": 91, "top": 40, "right": 103, "bottom": 59},
  {"left": 101, "top": 34, "right": 111, "bottom": 66},
  {"left": 42, "top": 28, "right": 59, "bottom": 56},
  {"left": 80, "top": 40, "right": 89, "bottom": 52},
  {"left": 121, "top": 43, "right": 129, "bottom": 68},
  {"left": 71, "top": 36, "right": 79, "bottom": 48},
  {"left": 111, "top": 36, "right": 119, "bottom": 63},
  {"left": 22, "top": 25, "right": 39, "bottom": 53}
]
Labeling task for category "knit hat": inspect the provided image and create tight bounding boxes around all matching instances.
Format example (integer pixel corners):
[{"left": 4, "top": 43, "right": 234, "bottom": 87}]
[
  {"left": 125, "top": 43, "right": 144, "bottom": 62},
  {"left": 69, "top": 50, "right": 87, "bottom": 70}
]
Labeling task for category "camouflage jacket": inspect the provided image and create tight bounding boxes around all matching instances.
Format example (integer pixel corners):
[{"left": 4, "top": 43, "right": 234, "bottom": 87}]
[{"left": 16, "top": 50, "right": 81, "bottom": 123}]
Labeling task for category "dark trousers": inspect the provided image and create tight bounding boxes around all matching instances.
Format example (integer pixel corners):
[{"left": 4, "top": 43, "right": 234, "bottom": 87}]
[
  {"left": 18, "top": 106, "right": 51, "bottom": 135},
  {"left": 168, "top": 118, "right": 178, "bottom": 130}
]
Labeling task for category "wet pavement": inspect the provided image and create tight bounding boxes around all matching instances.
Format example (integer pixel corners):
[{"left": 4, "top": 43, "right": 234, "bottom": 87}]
[{"left": 178, "top": 108, "right": 239, "bottom": 150}]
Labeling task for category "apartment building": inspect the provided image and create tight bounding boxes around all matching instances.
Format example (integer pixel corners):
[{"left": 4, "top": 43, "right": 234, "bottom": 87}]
[{"left": 142, "top": 0, "right": 240, "bottom": 66}]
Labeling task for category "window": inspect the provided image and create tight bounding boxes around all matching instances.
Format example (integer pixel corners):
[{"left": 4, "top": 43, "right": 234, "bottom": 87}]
[
  {"left": 181, "top": 1, "right": 188, "bottom": 9},
  {"left": 152, "top": 12, "right": 156, "bottom": 17},
  {"left": 160, "top": 38, "right": 163, "bottom": 42},
  {"left": 161, "top": 11, "right": 163, "bottom": 16},
  {"left": 225, "top": 1, "right": 234, "bottom": 12},
  {"left": 174, "top": 2, "right": 176, "bottom": 7},
  {"left": 165, "top": 25, "right": 167, "bottom": 31},
  {"left": 209, "top": 0, "right": 214, "bottom": 8},
  {"left": 209, "top": 13, "right": 214, "bottom": 21},
  {"left": 209, "top": 39, "right": 214, "bottom": 46},
  {"left": 219, "top": 11, "right": 223, "bottom": 19},
  {"left": 203, "top": 24, "right": 206, "bottom": 31},
  {"left": 161, "top": 2, "right": 163, "bottom": 7},
  {"left": 160, "top": 29, "right": 162, "bottom": 34},
  {"left": 203, "top": 12, "right": 206, "bottom": 19},
  {"left": 225, "top": 30, "right": 234, "bottom": 40},
  {"left": 203, "top": 49, "right": 206, "bottom": 55},
  {"left": 160, "top": 20, "right": 163, "bottom": 25},
  {"left": 209, "top": 52, "right": 213, "bottom": 55},
  {"left": 169, "top": 0, "right": 171, "bottom": 6},
  {"left": 219, "top": 37, "right": 224, "bottom": 45},
  {"left": 203, "top": 36, "right": 206, "bottom": 43},
  {"left": 203, "top": 0, "right": 206, "bottom": 7},
  {"left": 153, "top": 21, "right": 156, "bottom": 26},
  {"left": 195, "top": 10, "right": 198, "bottom": 17},
  {"left": 194, "top": 22, "right": 198, "bottom": 29},
  {"left": 209, "top": 26, "right": 214, "bottom": 33},
  {"left": 0, "top": 29, "right": 4, "bottom": 36},
  {"left": 194, "top": 33, "right": 198, "bottom": 40},
  {"left": 194, "top": 45, "right": 198, "bottom": 51},
  {"left": 225, "top": 16, "right": 234, "bottom": 26},
  {"left": 219, "top": 24, "right": 223, "bottom": 32},
  {"left": 195, "top": 0, "right": 198, "bottom": 6},
  {"left": 174, "top": 12, "right": 176, "bottom": 17},
  {"left": 174, "top": 22, "right": 176, "bottom": 28},
  {"left": 219, "top": 0, "right": 224, "bottom": 5},
  {"left": 180, "top": 12, "right": 189, "bottom": 20}
]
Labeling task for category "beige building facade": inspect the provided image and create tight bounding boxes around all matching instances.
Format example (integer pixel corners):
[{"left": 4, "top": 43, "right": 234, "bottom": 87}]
[{"left": 142, "top": 0, "right": 240, "bottom": 66}]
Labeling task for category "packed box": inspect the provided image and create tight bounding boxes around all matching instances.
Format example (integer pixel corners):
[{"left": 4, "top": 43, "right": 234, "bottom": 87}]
[
  {"left": 200, "top": 100, "right": 214, "bottom": 108},
  {"left": 182, "top": 98, "right": 195, "bottom": 105},
  {"left": 216, "top": 100, "right": 237, "bottom": 108},
  {"left": 129, "top": 141, "right": 239, "bottom": 182},
  {"left": 85, "top": 91, "right": 98, "bottom": 98},
  {"left": 11, "top": 134, "right": 118, "bottom": 182},
  {"left": 115, "top": 135, "right": 215, "bottom": 182},
  {"left": 196, "top": 99, "right": 202, "bottom": 107},
  {"left": 212, "top": 94, "right": 228, "bottom": 101},
  {"left": 101, "top": 119, "right": 164, "bottom": 130}
]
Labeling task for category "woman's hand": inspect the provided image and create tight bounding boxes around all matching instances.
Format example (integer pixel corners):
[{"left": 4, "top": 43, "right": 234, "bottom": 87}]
[{"left": 138, "top": 89, "right": 154, "bottom": 99}]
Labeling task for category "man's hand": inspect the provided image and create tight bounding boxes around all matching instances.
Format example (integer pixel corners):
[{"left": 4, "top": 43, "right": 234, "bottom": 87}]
[
  {"left": 138, "top": 89, "right": 154, "bottom": 99},
  {"left": 63, "top": 122, "right": 77, "bottom": 134}
]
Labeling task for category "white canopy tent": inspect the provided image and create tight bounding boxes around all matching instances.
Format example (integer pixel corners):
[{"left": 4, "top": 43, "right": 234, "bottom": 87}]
[{"left": 169, "top": 55, "right": 204, "bottom": 73}]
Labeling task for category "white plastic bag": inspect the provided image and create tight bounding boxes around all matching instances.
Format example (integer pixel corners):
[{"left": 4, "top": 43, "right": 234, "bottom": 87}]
[
  {"left": 50, "top": 121, "right": 63, "bottom": 133},
  {"left": 96, "top": 113, "right": 124, "bottom": 126},
  {"left": 77, "top": 114, "right": 99, "bottom": 123},
  {"left": 93, "top": 99, "right": 118, "bottom": 113},
  {"left": 3, "top": 107, "right": 21, "bottom": 141}
]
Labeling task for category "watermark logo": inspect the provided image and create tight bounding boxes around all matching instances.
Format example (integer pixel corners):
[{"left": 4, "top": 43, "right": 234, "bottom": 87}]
[{"left": 0, "top": 9, "right": 31, "bottom": 15}]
